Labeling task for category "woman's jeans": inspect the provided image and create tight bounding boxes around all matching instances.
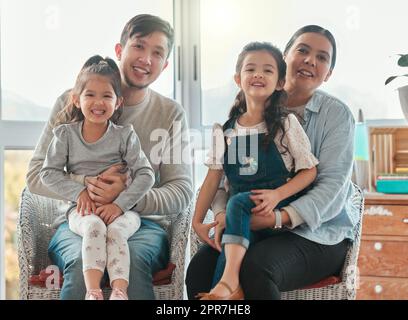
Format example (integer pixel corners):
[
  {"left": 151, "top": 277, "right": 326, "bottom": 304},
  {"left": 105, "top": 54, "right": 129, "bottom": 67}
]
[{"left": 48, "top": 218, "right": 169, "bottom": 300}]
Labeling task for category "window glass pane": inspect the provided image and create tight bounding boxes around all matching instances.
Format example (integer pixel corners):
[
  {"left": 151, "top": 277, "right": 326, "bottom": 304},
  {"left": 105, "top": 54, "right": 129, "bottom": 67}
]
[
  {"left": 1, "top": 0, "right": 174, "bottom": 121},
  {"left": 193, "top": 149, "right": 209, "bottom": 193},
  {"left": 4, "top": 150, "right": 33, "bottom": 299},
  {"left": 200, "top": 0, "right": 407, "bottom": 126}
]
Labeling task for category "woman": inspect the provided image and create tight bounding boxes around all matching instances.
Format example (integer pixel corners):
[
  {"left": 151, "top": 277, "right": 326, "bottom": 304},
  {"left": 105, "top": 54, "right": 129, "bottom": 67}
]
[{"left": 186, "top": 25, "right": 358, "bottom": 300}]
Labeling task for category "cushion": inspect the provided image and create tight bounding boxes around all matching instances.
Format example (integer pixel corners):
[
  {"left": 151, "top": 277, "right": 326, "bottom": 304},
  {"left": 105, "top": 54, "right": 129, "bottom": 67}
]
[
  {"left": 301, "top": 276, "right": 342, "bottom": 289},
  {"left": 28, "top": 262, "right": 176, "bottom": 288}
]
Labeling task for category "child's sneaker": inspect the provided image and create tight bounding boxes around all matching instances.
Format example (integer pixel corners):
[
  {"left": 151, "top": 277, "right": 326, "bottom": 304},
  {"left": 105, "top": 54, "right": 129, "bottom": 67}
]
[
  {"left": 85, "top": 289, "right": 103, "bottom": 300},
  {"left": 109, "top": 287, "right": 128, "bottom": 300}
]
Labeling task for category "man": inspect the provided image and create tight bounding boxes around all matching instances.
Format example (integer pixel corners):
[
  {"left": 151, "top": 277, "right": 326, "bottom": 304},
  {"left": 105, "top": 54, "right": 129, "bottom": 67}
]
[{"left": 27, "top": 14, "right": 193, "bottom": 299}]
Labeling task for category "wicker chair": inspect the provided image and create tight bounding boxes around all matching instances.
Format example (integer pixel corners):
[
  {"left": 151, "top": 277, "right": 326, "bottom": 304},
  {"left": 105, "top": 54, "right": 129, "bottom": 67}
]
[
  {"left": 17, "top": 187, "right": 193, "bottom": 300},
  {"left": 190, "top": 183, "right": 364, "bottom": 300}
]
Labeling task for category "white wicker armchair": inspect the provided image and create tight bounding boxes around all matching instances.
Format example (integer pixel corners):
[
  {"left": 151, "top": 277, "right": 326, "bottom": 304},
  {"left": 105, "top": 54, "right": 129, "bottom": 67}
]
[
  {"left": 190, "top": 183, "right": 364, "bottom": 300},
  {"left": 17, "top": 187, "right": 193, "bottom": 300}
]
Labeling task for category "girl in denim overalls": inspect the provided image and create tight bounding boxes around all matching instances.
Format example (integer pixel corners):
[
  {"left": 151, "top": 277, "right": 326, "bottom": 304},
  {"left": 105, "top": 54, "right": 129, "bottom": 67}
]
[{"left": 192, "top": 42, "right": 319, "bottom": 300}]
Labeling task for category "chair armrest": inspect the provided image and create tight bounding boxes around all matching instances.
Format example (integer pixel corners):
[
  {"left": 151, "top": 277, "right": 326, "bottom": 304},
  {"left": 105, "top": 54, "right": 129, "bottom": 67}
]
[
  {"left": 340, "top": 183, "right": 364, "bottom": 297},
  {"left": 17, "top": 187, "right": 39, "bottom": 278},
  {"left": 168, "top": 202, "right": 193, "bottom": 263},
  {"left": 17, "top": 187, "right": 60, "bottom": 275},
  {"left": 17, "top": 187, "right": 36, "bottom": 299},
  {"left": 161, "top": 200, "right": 193, "bottom": 299},
  {"left": 18, "top": 187, "right": 60, "bottom": 298}
]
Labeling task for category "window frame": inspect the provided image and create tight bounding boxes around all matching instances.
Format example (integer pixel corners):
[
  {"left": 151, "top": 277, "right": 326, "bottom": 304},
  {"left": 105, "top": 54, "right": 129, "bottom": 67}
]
[{"left": 0, "top": 145, "right": 4, "bottom": 299}]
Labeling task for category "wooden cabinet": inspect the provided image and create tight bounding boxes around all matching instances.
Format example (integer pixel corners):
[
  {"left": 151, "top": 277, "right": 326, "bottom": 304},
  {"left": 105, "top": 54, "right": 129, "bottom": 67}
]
[
  {"left": 357, "top": 193, "right": 408, "bottom": 299},
  {"left": 368, "top": 127, "right": 408, "bottom": 190}
]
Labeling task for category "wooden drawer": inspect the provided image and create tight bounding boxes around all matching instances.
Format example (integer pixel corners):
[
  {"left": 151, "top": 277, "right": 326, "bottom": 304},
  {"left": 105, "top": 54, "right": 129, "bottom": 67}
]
[
  {"left": 358, "top": 239, "right": 408, "bottom": 277},
  {"left": 363, "top": 205, "right": 408, "bottom": 236},
  {"left": 357, "top": 276, "right": 408, "bottom": 300}
]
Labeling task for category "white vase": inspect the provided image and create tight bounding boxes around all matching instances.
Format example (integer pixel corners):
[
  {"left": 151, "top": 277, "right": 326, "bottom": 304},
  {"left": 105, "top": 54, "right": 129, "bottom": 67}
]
[{"left": 398, "top": 85, "right": 408, "bottom": 120}]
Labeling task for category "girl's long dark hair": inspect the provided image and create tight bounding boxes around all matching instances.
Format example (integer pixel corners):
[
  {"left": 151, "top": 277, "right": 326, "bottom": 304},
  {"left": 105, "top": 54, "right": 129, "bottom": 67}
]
[
  {"left": 225, "top": 42, "right": 289, "bottom": 152},
  {"left": 55, "top": 55, "right": 123, "bottom": 126}
]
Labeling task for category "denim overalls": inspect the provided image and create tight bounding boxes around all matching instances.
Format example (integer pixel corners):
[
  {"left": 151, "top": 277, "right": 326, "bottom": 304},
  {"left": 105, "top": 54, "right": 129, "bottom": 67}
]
[{"left": 211, "top": 118, "right": 302, "bottom": 286}]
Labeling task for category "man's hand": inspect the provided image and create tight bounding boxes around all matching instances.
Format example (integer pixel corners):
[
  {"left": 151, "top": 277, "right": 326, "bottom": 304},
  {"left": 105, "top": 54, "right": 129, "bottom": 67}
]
[
  {"left": 87, "top": 175, "right": 126, "bottom": 205},
  {"left": 99, "top": 163, "right": 129, "bottom": 185},
  {"left": 95, "top": 203, "right": 123, "bottom": 225},
  {"left": 85, "top": 164, "right": 129, "bottom": 205},
  {"left": 100, "top": 163, "right": 125, "bottom": 174},
  {"left": 76, "top": 189, "right": 96, "bottom": 216}
]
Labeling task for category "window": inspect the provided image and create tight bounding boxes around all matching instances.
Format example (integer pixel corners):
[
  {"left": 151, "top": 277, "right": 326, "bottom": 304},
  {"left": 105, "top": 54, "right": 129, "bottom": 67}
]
[
  {"left": 199, "top": 0, "right": 407, "bottom": 127},
  {"left": 0, "top": 0, "right": 174, "bottom": 121},
  {"left": 193, "top": 149, "right": 209, "bottom": 193},
  {"left": 191, "top": 0, "right": 408, "bottom": 226},
  {"left": 4, "top": 150, "right": 33, "bottom": 299}
]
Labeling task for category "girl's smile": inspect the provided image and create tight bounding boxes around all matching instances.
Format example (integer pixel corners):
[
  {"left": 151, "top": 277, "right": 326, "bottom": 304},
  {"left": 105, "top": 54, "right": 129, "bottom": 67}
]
[
  {"left": 74, "top": 74, "right": 121, "bottom": 125},
  {"left": 235, "top": 50, "right": 281, "bottom": 104}
]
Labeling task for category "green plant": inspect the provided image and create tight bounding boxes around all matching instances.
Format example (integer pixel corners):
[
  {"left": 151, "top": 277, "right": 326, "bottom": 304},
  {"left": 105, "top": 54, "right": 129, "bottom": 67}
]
[{"left": 385, "top": 54, "right": 408, "bottom": 85}]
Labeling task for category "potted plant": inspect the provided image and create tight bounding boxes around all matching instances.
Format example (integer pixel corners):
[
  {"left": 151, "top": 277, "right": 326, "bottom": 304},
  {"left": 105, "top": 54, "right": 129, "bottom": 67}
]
[
  {"left": 385, "top": 54, "right": 408, "bottom": 120},
  {"left": 385, "top": 54, "right": 408, "bottom": 85}
]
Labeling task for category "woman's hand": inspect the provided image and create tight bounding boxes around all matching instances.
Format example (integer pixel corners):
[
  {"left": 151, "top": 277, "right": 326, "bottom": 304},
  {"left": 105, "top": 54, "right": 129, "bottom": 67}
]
[
  {"left": 192, "top": 218, "right": 219, "bottom": 251},
  {"left": 76, "top": 189, "right": 96, "bottom": 216},
  {"left": 250, "top": 209, "right": 291, "bottom": 230},
  {"left": 95, "top": 203, "right": 123, "bottom": 225},
  {"left": 250, "top": 189, "right": 282, "bottom": 216}
]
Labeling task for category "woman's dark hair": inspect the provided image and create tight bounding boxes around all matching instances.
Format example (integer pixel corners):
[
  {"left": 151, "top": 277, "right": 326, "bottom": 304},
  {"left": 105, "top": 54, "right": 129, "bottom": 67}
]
[
  {"left": 120, "top": 14, "right": 174, "bottom": 58},
  {"left": 284, "top": 25, "right": 337, "bottom": 70},
  {"left": 225, "top": 42, "right": 289, "bottom": 151},
  {"left": 55, "top": 55, "right": 123, "bottom": 126}
]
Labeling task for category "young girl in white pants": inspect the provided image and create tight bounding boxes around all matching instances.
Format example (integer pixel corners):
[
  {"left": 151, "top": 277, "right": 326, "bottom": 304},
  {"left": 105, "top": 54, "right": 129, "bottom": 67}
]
[{"left": 40, "top": 55, "right": 154, "bottom": 300}]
